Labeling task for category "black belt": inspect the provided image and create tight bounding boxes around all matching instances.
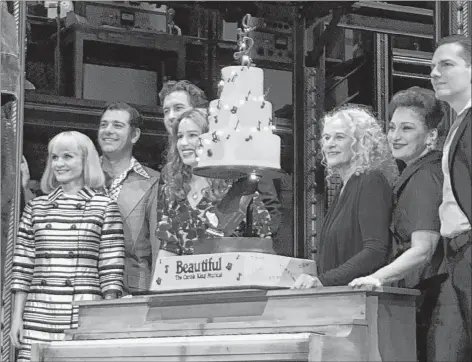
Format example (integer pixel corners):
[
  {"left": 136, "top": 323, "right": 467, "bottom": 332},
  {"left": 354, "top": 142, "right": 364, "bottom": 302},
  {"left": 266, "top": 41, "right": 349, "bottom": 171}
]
[{"left": 448, "top": 230, "right": 472, "bottom": 253}]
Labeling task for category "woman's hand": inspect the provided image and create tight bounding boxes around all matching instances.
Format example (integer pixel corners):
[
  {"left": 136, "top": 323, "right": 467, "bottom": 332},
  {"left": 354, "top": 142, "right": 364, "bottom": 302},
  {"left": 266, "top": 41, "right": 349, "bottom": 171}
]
[
  {"left": 349, "top": 275, "right": 382, "bottom": 289},
  {"left": 291, "top": 274, "right": 323, "bottom": 289},
  {"left": 10, "top": 317, "right": 24, "bottom": 348},
  {"left": 103, "top": 292, "right": 118, "bottom": 300},
  {"left": 20, "top": 156, "right": 30, "bottom": 190}
]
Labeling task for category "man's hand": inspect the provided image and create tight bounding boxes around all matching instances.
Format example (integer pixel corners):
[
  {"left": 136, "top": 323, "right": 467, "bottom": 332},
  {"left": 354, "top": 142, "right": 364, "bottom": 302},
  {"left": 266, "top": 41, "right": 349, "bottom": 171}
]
[{"left": 291, "top": 274, "right": 323, "bottom": 289}]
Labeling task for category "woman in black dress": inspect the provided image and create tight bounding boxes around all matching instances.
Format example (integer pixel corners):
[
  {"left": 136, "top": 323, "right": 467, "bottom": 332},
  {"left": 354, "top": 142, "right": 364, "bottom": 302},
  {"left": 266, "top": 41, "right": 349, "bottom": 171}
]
[
  {"left": 349, "top": 87, "right": 445, "bottom": 362},
  {"left": 293, "top": 104, "right": 398, "bottom": 289}
]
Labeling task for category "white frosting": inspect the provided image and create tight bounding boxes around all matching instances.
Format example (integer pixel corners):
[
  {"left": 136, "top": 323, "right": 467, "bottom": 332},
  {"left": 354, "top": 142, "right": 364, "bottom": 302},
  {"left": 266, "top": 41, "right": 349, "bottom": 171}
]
[
  {"left": 208, "top": 99, "right": 273, "bottom": 133},
  {"left": 198, "top": 66, "right": 281, "bottom": 171},
  {"left": 198, "top": 131, "right": 281, "bottom": 170},
  {"left": 220, "top": 66, "right": 264, "bottom": 100}
]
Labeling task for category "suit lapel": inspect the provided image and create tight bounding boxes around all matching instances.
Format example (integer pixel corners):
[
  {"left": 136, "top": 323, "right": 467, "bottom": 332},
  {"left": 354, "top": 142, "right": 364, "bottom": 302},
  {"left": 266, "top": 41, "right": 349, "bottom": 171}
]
[
  {"left": 117, "top": 173, "right": 152, "bottom": 220},
  {"left": 448, "top": 109, "right": 471, "bottom": 169}
]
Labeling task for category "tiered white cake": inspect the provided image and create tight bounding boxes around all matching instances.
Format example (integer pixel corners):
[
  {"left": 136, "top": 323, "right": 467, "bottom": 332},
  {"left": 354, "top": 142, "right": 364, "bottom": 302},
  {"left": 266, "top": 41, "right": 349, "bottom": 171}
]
[{"left": 196, "top": 66, "right": 281, "bottom": 170}]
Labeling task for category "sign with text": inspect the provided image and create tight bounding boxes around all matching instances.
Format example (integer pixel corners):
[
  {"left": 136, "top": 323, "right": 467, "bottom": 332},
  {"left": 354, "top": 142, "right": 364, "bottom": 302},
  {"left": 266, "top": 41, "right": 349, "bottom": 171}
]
[{"left": 150, "top": 252, "right": 317, "bottom": 292}]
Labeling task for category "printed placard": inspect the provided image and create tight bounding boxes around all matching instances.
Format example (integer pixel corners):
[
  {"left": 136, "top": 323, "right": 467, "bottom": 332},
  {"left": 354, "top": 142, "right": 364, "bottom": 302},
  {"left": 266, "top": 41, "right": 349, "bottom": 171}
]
[
  {"left": 150, "top": 252, "right": 317, "bottom": 292},
  {"left": 153, "top": 254, "right": 246, "bottom": 290}
]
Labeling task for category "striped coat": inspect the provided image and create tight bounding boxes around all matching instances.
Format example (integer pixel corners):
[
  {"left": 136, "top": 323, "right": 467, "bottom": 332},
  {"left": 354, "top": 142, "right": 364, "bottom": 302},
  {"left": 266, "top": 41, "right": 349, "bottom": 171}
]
[{"left": 11, "top": 186, "right": 125, "bottom": 362}]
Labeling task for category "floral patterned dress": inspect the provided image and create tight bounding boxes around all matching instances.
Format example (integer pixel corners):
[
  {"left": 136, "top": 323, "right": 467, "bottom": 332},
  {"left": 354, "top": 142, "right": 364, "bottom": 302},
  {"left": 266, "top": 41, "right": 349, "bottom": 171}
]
[{"left": 156, "top": 184, "right": 274, "bottom": 255}]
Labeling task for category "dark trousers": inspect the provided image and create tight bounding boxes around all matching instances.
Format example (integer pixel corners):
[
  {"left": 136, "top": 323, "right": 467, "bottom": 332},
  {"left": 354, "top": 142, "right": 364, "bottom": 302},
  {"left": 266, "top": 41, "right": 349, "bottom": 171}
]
[
  {"left": 427, "top": 233, "right": 471, "bottom": 362},
  {"left": 417, "top": 282, "right": 444, "bottom": 362}
]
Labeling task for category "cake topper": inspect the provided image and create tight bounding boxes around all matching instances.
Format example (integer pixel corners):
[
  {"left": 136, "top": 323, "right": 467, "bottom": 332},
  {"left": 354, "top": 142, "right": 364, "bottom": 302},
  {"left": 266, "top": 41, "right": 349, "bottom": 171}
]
[{"left": 234, "top": 14, "right": 257, "bottom": 67}]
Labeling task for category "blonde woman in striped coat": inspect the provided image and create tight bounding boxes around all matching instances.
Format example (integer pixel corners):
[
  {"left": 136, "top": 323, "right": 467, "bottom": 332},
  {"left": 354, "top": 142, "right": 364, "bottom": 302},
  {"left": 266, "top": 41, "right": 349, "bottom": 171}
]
[{"left": 10, "top": 131, "right": 125, "bottom": 362}]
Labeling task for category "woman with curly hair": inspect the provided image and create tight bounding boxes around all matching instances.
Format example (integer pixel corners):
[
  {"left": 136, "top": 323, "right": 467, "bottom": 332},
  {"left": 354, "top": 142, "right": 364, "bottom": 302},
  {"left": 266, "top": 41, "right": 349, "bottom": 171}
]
[
  {"left": 293, "top": 104, "right": 397, "bottom": 288},
  {"left": 155, "top": 109, "right": 279, "bottom": 257}
]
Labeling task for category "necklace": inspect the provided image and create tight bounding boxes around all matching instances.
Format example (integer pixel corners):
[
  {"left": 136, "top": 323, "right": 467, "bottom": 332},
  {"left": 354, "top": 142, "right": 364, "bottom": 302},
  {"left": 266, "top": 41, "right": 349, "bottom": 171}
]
[{"left": 189, "top": 177, "right": 209, "bottom": 202}]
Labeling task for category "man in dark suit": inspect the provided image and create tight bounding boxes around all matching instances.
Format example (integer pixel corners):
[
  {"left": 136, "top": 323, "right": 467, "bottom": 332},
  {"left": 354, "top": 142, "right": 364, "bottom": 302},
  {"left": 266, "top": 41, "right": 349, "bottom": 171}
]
[
  {"left": 98, "top": 102, "right": 160, "bottom": 294},
  {"left": 428, "top": 34, "right": 471, "bottom": 362}
]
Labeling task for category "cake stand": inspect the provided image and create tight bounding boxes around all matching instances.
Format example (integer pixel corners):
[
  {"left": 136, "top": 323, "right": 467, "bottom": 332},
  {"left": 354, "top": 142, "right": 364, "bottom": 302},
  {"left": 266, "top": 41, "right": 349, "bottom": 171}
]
[
  {"left": 192, "top": 164, "right": 284, "bottom": 255},
  {"left": 193, "top": 236, "right": 276, "bottom": 255}
]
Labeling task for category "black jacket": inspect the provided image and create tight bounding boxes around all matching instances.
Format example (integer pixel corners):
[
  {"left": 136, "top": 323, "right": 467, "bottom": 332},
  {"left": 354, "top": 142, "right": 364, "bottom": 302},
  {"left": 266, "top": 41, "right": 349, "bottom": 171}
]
[{"left": 449, "top": 108, "right": 471, "bottom": 224}]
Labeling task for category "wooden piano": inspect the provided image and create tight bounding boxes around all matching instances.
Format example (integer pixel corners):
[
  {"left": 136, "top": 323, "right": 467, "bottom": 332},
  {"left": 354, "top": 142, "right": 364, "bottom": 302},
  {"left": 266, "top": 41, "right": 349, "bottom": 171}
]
[{"left": 31, "top": 286, "right": 418, "bottom": 361}]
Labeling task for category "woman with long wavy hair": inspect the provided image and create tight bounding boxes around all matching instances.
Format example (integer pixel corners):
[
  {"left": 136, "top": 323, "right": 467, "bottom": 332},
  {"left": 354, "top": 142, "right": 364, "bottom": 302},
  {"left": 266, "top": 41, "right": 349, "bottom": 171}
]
[
  {"left": 156, "top": 109, "right": 278, "bottom": 257},
  {"left": 293, "top": 104, "right": 398, "bottom": 289}
]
